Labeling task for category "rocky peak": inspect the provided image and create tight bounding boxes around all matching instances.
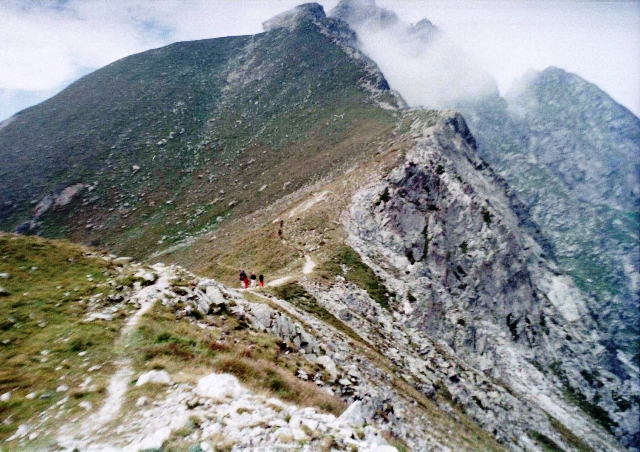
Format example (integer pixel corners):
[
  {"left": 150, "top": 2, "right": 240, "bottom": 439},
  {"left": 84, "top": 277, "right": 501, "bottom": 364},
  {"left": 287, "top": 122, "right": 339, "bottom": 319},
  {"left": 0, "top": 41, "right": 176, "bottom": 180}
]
[
  {"left": 329, "top": 0, "right": 399, "bottom": 28},
  {"left": 262, "top": 2, "right": 327, "bottom": 31}
]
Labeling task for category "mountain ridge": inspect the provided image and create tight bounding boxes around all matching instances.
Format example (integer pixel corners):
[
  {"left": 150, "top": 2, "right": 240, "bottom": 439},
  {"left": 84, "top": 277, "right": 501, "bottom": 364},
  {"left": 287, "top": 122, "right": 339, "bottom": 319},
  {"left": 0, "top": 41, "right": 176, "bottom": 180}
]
[{"left": 0, "top": 2, "right": 638, "bottom": 450}]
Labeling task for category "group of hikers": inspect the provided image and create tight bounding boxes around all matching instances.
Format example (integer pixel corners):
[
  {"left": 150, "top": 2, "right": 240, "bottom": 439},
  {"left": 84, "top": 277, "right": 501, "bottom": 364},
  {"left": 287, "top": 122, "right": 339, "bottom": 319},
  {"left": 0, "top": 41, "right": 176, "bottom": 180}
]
[{"left": 239, "top": 270, "right": 264, "bottom": 289}]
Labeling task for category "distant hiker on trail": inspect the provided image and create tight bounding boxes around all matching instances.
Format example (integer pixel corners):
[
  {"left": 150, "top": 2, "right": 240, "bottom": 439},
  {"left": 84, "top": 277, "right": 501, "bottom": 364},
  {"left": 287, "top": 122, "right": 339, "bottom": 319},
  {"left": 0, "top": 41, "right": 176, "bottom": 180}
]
[
  {"left": 240, "top": 270, "right": 248, "bottom": 289},
  {"left": 259, "top": 274, "right": 264, "bottom": 288},
  {"left": 250, "top": 272, "right": 257, "bottom": 288}
]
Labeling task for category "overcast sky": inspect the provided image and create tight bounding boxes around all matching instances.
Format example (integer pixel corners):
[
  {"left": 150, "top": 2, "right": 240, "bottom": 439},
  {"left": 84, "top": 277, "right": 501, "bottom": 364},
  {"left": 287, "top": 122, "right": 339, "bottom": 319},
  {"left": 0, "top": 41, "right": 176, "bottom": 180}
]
[{"left": 1, "top": 0, "right": 639, "bottom": 121}]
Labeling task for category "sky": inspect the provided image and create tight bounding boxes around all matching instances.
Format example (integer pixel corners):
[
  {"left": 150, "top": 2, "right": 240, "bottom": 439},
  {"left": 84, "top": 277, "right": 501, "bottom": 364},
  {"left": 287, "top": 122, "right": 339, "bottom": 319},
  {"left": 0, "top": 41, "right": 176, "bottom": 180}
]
[{"left": 1, "top": 0, "right": 639, "bottom": 121}]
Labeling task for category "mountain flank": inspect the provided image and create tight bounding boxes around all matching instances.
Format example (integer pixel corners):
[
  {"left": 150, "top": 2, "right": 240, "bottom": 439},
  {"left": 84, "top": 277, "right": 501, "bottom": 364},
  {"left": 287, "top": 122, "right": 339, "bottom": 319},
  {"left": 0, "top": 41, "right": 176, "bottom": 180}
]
[{"left": 0, "top": 3, "right": 400, "bottom": 259}]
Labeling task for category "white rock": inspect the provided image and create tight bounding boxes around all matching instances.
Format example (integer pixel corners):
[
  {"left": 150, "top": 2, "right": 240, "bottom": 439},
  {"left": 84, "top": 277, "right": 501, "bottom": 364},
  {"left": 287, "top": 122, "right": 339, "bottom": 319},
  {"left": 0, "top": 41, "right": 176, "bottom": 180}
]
[
  {"left": 196, "top": 373, "right": 246, "bottom": 400},
  {"left": 136, "top": 370, "right": 171, "bottom": 386},
  {"left": 316, "top": 355, "right": 338, "bottom": 381},
  {"left": 372, "top": 446, "right": 398, "bottom": 452},
  {"left": 335, "top": 401, "right": 364, "bottom": 427},
  {"left": 200, "top": 442, "right": 214, "bottom": 452},
  {"left": 269, "top": 419, "right": 288, "bottom": 428},
  {"left": 0, "top": 392, "right": 10, "bottom": 402},
  {"left": 25, "top": 392, "right": 37, "bottom": 400},
  {"left": 302, "top": 418, "right": 319, "bottom": 431},
  {"left": 290, "top": 427, "right": 308, "bottom": 441},
  {"left": 365, "top": 426, "right": 390, "bottom": 446},
  {"left": 85, "top": 312, "right": 113, "bottom": 322},
  {"left": 79, "top": 401, "right": 92, "bottom": 410},
  {"left": 136, "top": 396, "right": 149, "bottom": 407},
  {"left": 10, "top": 424, "right": 29, "bottom": 440},
  {"left": 0, "top": 273, "right": 10, "bottom": 279},
  {"left": 56, "top": 385, "right": 69, "bottom": 392},
  {"left": 274, "top": 427, "right": 293, "bottom": 440},
  {"left": 134, "top": 427, "right": 172, "bottom": 450},
  {"left": 205, "top": 285, "right": 225, "bottom": 305}
]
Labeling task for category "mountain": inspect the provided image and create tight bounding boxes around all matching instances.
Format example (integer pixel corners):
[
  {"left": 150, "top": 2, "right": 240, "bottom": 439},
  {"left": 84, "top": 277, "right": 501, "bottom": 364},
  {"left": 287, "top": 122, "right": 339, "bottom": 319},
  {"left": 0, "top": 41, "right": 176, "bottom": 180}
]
[
  {"left": 458, "top": 67, "right": 640, "bottom": 373},
  {"left": 0, "top": 2, "right": 638, "bottom": 451},
  {"left": 0, "top": 3, "right": 400, "bottom": 258}
]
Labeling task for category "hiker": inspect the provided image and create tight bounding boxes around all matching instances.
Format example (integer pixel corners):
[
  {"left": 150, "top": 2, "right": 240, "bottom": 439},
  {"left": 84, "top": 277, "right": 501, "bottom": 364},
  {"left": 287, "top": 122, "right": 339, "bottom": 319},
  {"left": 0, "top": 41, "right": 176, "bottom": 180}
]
[
  {"left": 240, "top": 270, "right": 247, "bottom": 289},
  {"left": 250, "top": 272, "right": 257, "bottom": 288},
  {"left": 259, "top": 274, "right": 264, "bottom": 288}
]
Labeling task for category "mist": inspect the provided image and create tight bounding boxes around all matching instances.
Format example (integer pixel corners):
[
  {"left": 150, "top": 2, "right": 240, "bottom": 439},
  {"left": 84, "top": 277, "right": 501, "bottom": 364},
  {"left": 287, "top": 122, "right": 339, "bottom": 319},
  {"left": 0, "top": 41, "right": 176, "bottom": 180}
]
[
  {"left": 350, "top": 1, "right": 640, "bottom": 116},
  {"left": 353, "top": 20, "right": 499, "bottom": 109}
]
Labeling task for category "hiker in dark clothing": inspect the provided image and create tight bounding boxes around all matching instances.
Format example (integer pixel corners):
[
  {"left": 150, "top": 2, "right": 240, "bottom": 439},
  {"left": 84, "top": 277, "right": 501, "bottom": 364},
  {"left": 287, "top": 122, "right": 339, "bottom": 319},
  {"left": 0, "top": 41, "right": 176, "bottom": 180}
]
[
  {"left": 258, "top": 274, "right": 264, "bottom": 288},
  {"left": 240, "top": 270, "right": 248, "bottom": 289},
  {"left": 250, "top": 272, "right": 257, "bottom": 288}
]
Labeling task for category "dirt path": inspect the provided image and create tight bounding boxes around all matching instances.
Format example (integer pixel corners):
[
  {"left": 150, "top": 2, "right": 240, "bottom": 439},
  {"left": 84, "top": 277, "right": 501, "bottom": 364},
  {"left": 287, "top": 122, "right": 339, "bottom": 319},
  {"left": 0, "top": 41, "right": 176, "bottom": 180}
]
[
  {"left": 57, "top": 264, "right": 174, "bottom": 450},
  {"left": 264, "top": 255, "right": 315, "bottom": 288}
]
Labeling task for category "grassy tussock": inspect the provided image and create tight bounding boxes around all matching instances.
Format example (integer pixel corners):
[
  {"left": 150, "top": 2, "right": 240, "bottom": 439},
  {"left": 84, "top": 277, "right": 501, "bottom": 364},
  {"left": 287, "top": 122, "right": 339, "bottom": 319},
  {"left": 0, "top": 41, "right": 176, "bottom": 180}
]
[{"left": 320, "top": 245, "right": 391, "bottom": 310}]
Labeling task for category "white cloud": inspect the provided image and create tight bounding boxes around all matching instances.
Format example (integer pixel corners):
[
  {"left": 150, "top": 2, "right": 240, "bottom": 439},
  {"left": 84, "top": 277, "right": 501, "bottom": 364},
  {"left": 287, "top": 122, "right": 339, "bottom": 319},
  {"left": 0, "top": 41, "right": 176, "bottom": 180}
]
[{"left": 377, "top": 0, "right": 640, "bottom": 116}]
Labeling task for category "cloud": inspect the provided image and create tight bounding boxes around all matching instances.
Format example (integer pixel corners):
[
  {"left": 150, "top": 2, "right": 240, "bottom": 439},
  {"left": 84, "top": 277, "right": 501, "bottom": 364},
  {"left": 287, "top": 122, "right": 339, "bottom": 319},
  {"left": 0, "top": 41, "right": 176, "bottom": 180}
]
[
  {"left": 353, "top": 20, "right": 498, "bottom": 109},
  {"left": 375, "top": 0, "right": 640, "bottom": 116}
]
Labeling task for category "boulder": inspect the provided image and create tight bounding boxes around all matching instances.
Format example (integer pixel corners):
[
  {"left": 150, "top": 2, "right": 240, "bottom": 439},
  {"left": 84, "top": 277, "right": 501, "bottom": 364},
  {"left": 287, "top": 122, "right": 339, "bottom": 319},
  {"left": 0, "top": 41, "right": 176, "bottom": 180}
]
[
  {"left": 247, "top": 303, "right": 273, "bottom": 330},
  {"left": 135, "top": 370, "right": 171, "bottom": 386},
  {"left": 316, "top": 355, "right": 339, "bottom": 381},
  {"left": 192, "top": 289, "right": 212, "bottom": 316},
  {"left": 335, "top": 401, "right": 364, "bottom": 427},
  {"left": 205, "top": 285, "right": 226, "bottom": 306},
  {"left": 196, "top": 373, "right": 246, "bottom": 400}
]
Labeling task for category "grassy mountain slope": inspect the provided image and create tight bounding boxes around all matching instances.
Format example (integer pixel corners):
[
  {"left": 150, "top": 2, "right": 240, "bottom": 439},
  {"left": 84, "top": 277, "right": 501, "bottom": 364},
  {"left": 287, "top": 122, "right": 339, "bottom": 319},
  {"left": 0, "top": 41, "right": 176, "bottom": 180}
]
[
  {"left": 0, "top": 4, "right": 398, "bottom": 260},
  {"left": 0, "top": 233, "right": 126, "bottom": 443}
]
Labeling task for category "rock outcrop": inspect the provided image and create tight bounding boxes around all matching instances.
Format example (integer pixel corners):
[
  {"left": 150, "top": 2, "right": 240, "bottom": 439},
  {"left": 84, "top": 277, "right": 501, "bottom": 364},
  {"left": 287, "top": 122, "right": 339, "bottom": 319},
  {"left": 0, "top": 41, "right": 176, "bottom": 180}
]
[{"left": 343, "top": 110, "right": 637, "bottom": 450}]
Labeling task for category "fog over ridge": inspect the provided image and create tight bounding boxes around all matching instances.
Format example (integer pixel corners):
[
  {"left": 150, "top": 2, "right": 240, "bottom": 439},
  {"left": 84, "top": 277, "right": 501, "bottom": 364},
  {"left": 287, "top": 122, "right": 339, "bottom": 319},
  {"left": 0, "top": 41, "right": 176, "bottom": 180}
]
[{"left": 371, "top": 0, "right": 640, "bottom": 116}]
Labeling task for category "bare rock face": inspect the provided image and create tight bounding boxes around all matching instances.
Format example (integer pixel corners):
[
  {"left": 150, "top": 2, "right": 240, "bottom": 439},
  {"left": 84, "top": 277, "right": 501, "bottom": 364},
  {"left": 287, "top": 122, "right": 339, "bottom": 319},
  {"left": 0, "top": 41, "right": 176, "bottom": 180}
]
[{"left": 346, "top": 110, "right": 638, "bottom": 450}]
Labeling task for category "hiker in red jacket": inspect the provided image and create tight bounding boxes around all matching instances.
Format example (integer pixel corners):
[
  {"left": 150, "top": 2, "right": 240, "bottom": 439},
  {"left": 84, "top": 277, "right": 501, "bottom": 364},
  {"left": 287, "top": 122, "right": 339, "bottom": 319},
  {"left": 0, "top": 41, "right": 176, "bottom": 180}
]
[{"left": 239, "top": 270, "right": 248, "bottom": 289}]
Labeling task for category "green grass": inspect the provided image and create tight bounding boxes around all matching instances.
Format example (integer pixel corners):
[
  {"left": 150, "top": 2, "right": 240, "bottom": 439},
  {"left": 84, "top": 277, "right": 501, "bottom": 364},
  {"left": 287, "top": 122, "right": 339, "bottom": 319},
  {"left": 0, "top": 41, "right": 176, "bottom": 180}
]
[
  {"left": 320, "top": 245, "right": 391, "bottom": 310},
  {"left": 0, "top": 233, "right": 127, "bottom": 442},
  {"left": 269, "top": 282, "right": 365, "bottom": 345},
  {"left": 549, "top": 417, "right": 595, "bottom": 452},
  {"left": 528, "top": 430, "right": 565, "bottom": 452}
]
